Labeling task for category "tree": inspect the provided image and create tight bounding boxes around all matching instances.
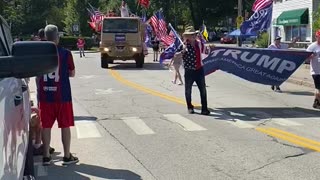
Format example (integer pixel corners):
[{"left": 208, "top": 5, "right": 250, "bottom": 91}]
[
  {"left": 63, "top": 0, "right": 79, "bottom": 35},
  {"left": 313, "top": 4, "right": 320, "bottom": 41}
]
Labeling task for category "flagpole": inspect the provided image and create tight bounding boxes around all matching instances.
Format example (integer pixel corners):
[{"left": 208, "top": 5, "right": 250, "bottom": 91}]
[{"left": 169, "top": 23, "right": 184, "bottom": 45}]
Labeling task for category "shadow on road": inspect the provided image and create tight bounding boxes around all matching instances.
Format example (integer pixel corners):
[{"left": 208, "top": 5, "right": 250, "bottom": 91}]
[
  {"left": 110, "top": 62, "right": 167, "bottom": 71},
  {"left": 35, "top": 162, "right": 142, "bottom": 180},
  {"left": 194, "top": 107, "right": 320, "bottom": 122},
  {"left": 282, "top": 91, "right": 314, "bottom": 96}
]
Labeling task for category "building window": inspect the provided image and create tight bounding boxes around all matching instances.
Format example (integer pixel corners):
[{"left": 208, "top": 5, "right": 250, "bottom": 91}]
[{"left": 284, "top": 25, "right": 307, "bottom": 42}]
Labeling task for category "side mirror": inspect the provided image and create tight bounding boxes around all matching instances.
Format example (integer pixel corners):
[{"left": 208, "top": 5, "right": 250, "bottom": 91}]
[{"left": 0, "top": 41, "right": 58, "bottom": 78}]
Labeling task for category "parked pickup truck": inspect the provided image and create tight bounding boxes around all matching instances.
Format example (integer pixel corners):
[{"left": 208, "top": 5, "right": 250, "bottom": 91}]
[{"left": 0, "top": 15, "right": 58, "bottom": 179}]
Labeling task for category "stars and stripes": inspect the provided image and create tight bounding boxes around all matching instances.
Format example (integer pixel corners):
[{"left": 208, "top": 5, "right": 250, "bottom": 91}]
[
  {"left": 252, "top": 0, "right": 273, "bottom": 12},
  {"left": 149, "top": 10, "right": 175, "bottom": 46}
]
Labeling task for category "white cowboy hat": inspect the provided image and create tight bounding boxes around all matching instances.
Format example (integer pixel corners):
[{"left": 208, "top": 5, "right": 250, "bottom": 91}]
[{"left": 183, "top": 26, "right": 197, "bottom": 35}]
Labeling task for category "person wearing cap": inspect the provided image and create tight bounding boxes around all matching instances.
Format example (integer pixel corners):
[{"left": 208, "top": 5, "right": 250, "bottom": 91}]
[
  {"left": 181, "top": 26, "right": 210, "bottom": 115},
  {"left": 268, "top": 36, "right": 288, "bottom": 92},
  {"left": 306, "top": 30, "right": 320, "bottom": 109}
]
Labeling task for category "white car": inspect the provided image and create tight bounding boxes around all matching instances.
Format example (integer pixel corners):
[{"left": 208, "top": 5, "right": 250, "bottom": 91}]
[{"left": 0, "top": 16, "right": 58, "bottom": 179}]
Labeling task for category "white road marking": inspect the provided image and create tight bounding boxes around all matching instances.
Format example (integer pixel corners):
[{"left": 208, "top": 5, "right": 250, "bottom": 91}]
[
  {"left": 121, "top": 117, "right": 155, "bottom": 135},
  {"left": 73, "top": 100, "right": 102, "bottom": 139},
  {"left": 79, "top": 75, "right": 96, "bottom": 79},
  {"left": 76, "top": 120, "right": 102, "bottom": 139},
  {"left": 272, "top": 118, "right": 303, "bottom": 126},
  {"left": 227, "top": 120, "right": 256, "bottom": 129},
  {"left": 95, "top": 88, "right": 123, "bottom": 95},
  {"left": 163, "top": 114, "right": 207, "bottom": 131}
]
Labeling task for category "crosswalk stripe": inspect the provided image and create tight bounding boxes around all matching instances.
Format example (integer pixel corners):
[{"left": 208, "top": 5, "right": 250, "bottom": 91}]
[
  {"left": 122, "top": 117, "right": 155, "bottom": 135},
  {"left": 272, "top": 118, "right": 302, "bottom": 126},
  {"left": 163, "top": 114, "right": 207, "bottom": 131},
  {"left": 227, "top": 120, "right": 256, "bottom": 129},
  {"left": 75, "top": 120, "right": 102, "bottom": 139}
]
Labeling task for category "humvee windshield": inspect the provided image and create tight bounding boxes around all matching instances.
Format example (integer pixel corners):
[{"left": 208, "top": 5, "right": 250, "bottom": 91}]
[{"left": 103, "top": 19, "right": 138, "bottom": 33}]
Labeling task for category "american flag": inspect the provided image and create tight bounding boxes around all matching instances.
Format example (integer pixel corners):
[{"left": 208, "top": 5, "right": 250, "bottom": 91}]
[
  {"left": 252, "top": 0, "right": 273, "bottom": 12},
  {"left": 149, "top": 10, "right": 174, "bottom": 46},
  {"left": 150, "top": 10, "right": 167, "bottom": 38}
]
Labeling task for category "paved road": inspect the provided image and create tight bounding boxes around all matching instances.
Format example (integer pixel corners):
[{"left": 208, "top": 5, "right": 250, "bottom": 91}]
[{"left": 34, "top": 50, "right": 320, "bottom": 180}]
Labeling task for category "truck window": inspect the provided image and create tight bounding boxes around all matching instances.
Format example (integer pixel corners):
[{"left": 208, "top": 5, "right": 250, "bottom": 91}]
[{"left": 103, "top": 19, "right": 138, "bottom": 33}]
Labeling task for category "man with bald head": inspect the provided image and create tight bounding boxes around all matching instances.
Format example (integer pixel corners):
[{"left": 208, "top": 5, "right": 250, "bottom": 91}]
[{"left": 37, "top": 24, "right": 79, "bottom": 165}]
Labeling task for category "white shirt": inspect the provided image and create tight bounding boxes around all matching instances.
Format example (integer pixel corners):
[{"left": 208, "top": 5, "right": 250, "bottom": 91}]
[
  {"left": 306, "top": 42, "right": 320, "bottom": 75},
  {"left": 268, "top": 43, "right": 288, "bottom": 50}
]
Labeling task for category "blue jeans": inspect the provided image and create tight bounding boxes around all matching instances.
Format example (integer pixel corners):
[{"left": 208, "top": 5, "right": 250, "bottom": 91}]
[{"left": 184, "top": 68, "right": 208, "bottom": 110}]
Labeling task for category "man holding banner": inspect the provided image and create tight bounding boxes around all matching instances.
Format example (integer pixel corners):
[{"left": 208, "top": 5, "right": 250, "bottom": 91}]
[
  {"left": 181, "top": 26, "right": 210, "bottom": 115},
  {"left": 307, "top": 30, "right": 320, "bottom": 109}
]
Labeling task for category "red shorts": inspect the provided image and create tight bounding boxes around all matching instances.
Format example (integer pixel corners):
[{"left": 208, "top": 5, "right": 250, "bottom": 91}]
[{"left": 39, "top": 102, "right": 74, "bottom": 128}]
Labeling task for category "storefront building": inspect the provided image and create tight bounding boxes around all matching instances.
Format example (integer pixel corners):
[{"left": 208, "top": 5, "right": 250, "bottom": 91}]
[{"left": 271, "top": 0, "right": 320, "bottom": 43}]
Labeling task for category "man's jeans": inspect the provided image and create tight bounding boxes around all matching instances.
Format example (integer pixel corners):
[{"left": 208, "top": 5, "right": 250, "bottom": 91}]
[{"left": 184, "top": 68, "right": 208, "bottom": 110}]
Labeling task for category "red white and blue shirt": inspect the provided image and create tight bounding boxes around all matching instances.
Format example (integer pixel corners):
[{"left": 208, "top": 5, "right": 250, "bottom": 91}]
[
  {"left": 37, "top": 46, "right": 75, "bottom": 103},
  {"left": 182, "top": 40, "right": 204, "bottom": 70}
]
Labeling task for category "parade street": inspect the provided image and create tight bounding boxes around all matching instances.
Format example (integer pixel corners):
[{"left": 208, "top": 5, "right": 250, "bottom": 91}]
[{"left": 34, "top": 50, "right": 320, "bottom": 180}]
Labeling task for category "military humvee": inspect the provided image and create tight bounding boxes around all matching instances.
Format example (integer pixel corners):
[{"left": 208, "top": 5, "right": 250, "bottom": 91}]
[{"left": 100, "top": 17, "right": 145, "bottom": 68}]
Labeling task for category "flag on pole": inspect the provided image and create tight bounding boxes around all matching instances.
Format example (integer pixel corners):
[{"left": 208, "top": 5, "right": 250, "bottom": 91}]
[
  {"left": 159, "top": 24, "right": 183, "bottom": 64},
  {"left": 138, "top": 0, "right": 150, "bottom": 9},
  {"left": 202, "top": 22, "right": 209, "bottom": 41},
  {"left": 252, "top": 0, "right": 273, "bottom": 12},
  {"left": 240, "top": 0, "right": 273, "bottom": 34}
]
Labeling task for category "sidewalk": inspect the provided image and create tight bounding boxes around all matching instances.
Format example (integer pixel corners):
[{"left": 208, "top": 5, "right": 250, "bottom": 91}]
[{"left": 287, "top": 64, "right": 314, "bottom": 88}]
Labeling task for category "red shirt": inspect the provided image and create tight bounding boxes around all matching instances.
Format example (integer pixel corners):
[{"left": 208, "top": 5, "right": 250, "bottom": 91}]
[{"left": 77, "top": 39, "right": 85, "bottom": 48}]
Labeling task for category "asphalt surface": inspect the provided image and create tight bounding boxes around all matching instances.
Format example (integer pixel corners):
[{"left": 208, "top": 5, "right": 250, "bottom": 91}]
[{"left": 34, "top": 49, "right": 320, "bottom": 180}]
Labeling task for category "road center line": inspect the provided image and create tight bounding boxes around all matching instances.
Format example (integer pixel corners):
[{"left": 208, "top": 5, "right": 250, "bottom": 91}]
[{"left": 108, "top": 69, "right": 320, "bottom": 152}]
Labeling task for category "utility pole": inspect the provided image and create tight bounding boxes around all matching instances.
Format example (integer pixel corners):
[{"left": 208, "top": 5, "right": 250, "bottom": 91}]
[{"left": 237, "top": 0, "right": 243, "bottom": 47}]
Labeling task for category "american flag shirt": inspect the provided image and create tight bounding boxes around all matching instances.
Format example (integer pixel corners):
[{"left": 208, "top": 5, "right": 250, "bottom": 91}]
[{"left": 182, "top": 40, "right": 204, "bottom": 70}]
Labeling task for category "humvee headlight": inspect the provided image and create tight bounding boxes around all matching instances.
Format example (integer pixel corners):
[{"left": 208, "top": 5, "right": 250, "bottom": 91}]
[
  {"left": 132, "top": 47, "right": 137, "bottom": 52},
  {"left": 104, "top": 48, "right": 110, "bottom": 52}
]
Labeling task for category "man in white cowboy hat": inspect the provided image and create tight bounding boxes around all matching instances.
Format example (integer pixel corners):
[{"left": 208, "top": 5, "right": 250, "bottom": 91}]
[{"left": 181, "top": 26, "right": 210, "bottom": 115}]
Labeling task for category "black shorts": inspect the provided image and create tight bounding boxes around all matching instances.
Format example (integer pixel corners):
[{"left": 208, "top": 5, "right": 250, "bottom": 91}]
[{"left": 312, "top": 75, "right": 320, "bottom": 90}]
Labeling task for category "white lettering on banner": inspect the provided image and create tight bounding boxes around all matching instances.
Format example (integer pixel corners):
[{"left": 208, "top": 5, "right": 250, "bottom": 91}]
[
  {"left": 223, "top": 49, "right": 242, "bottom": 59},
  {"left": 208, "top": 48, "right": 297, "bottom": 73},
  {"left": 277, "top": 61, "right": 296, "bottom": 73},
  {"left": 256, "top": 56, "right": 281, "bottom": 71},
  {"left": 240, "top": 52, "right": 260, "bottom": 63}
]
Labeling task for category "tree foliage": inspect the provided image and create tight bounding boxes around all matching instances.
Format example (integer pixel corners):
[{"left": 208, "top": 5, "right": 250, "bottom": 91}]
[{"left": 1, "top": 0, "right": 255, "bottom": 36}]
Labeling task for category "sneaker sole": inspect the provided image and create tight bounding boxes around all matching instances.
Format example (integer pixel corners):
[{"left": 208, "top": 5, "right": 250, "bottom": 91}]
[
  {"left": 43, "top": 161, "right": 52, "bottom": 166},
  {"left": 62, "top": 159, "right": 79, "bottom": 165}
]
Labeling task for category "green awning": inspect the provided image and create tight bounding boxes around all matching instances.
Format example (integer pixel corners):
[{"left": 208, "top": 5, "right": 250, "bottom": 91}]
[{"left": 276, "top": 8, "right": 309, "bottom": 26}]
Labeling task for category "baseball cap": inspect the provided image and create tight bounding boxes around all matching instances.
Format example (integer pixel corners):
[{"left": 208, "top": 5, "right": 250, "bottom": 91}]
[{"left": 275, "top": 36, "right": 281, "bottom": 40}]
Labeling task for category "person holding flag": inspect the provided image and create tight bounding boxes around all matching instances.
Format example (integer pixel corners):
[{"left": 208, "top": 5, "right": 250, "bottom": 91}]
[{"left": 181, "top": 26, "right": 210, "bottom": 115}]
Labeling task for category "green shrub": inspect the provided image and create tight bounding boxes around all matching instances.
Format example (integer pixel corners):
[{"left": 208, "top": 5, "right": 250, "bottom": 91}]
[
  {"left": 59, "top": 36, "right": 94, "bottom": 50},
  {"left": 256, "top": 32, "right": 269, "bottom": 48}
]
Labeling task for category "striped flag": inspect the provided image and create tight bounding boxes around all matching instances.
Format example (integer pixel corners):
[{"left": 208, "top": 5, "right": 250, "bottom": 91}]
[
  {"left": 138, "top": 0, "right": 150, "bottom": 8},
  {"left": 252, "top": 0, "right": 273, "bottom": 12},
  {"left": 150, "top": 10, "right": 168, "bottom": 38}
]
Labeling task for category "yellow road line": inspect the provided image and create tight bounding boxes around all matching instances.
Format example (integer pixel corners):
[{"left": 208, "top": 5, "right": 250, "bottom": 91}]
[
  {"left": 256, "top": 127, "right": 320, "bottom": 152},
  {"left": 108, "top": 69, "right": 201, "bottom": 106},
  {"left": 109, "top": 69, "right": 320, "bottom": 152}
]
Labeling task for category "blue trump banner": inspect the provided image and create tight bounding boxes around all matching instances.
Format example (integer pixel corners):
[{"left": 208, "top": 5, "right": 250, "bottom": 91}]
[{"left": 202, "top": 47, "right": 312, "bottom": 86}]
